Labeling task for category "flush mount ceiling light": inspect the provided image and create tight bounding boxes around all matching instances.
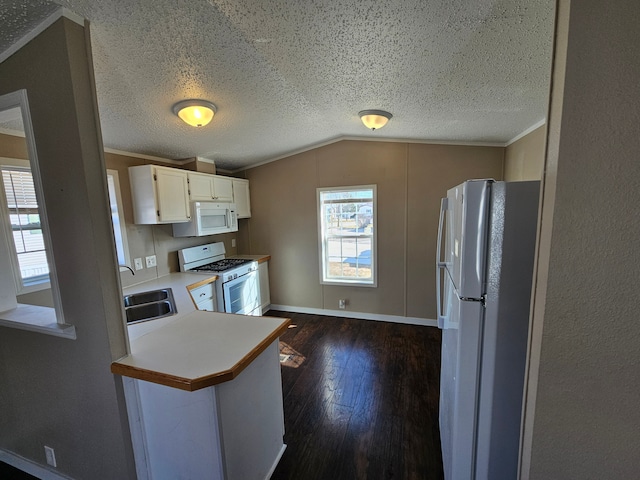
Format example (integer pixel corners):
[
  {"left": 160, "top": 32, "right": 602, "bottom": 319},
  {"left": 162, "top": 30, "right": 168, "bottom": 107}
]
[
  {"left": 358, "top": 110, "right": 392, "bottom": 131},
  {"left": 172, "top": 100, "right": 217, "bottom": 127}
]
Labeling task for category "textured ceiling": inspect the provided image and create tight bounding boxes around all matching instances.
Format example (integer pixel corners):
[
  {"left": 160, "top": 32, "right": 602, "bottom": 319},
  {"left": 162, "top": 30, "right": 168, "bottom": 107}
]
[{"left": 0, "top": 0, "right": 554, "bottom": 171}]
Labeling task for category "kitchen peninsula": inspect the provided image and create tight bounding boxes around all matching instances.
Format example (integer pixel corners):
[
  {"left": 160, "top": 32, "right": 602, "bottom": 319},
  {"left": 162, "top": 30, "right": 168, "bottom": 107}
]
[{"left": 111, "top": 275, "right": 290, "bottom": 480}]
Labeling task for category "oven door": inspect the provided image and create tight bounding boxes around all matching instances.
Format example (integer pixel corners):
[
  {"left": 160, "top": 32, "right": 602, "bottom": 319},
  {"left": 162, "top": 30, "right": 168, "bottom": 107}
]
[{"left": 222, "top": 270, "right": 261, "bottom": 316}]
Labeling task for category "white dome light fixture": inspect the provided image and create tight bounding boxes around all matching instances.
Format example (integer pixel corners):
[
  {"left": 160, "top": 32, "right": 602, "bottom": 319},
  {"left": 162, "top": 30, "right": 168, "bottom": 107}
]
[
  {"left": 358, "top": 110, "right": 392, "bottom": 131},
  {"left": 172, "top": 99, "right": 217, "bottom": 127}
]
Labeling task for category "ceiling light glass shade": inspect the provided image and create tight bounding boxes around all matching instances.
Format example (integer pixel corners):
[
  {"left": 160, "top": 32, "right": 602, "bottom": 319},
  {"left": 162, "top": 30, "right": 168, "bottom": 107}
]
[
  {"left": 172, "top": 100, "right": 217, "bottom": 127},
  {"left": 358, "top": 110, "right": 392, "bottom": 130}
]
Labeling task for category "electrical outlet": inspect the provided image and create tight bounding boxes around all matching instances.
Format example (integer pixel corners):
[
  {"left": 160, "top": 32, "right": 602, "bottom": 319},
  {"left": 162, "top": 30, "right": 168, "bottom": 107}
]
[
  {"left": 338, "top": 299, "right": 347, "bottom": 309},
  {"left": 231, "top": 238, "right": 236, "bottom": 248},
  {"left": 134, "top": 258, "right": 144, "bottom": 271},
  {"left": 44, "top": 446, "right": 57, "bottom": 467},
  {"left": 145, "top": 255, "right": 157, "bottom": 268}
]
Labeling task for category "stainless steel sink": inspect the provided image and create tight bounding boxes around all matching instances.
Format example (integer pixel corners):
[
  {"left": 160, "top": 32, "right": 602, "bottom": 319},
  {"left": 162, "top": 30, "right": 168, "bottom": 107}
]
[
  {"left": 124, "top": 288, "right": 171, "bottom": 307},
  {"left": 123, "top": 288, "right": 177, "bottom": 324}
]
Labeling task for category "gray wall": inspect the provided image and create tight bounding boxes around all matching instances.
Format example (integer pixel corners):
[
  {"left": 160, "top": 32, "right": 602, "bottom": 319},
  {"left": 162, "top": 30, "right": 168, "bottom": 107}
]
[
  {"left": 0, "top": 19, "right": 136, "bottom": 479},
  {"left": 504, "top": 125, "right": 546, "bottom": 181},
  {"left": 240, "top": 140, "right": 504, "bottom": 319},
  {"left": 524, "top": 0, "right": 640, "bottom": 478}
]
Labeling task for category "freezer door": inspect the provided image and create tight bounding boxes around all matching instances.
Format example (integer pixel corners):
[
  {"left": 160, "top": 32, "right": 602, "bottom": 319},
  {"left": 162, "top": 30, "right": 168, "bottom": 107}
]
[
  {"left": 445, "top": 180, "right": 491, "bottom": 300},
  {"left": 439, "top": 277, "right": 484, "bottom": 480}
]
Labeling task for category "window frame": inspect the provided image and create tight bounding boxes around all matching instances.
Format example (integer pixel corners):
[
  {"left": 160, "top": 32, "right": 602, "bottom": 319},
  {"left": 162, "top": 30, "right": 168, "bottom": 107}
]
[
  {"left": 0, "top": 164, "right": 51, "bottom": 294},
  {"left": 317, "top": 184, "right": 378, "bottom": 287},
  {"left": 106, "top": 169, "right": 131, "bottom": 271},
  {"left": 0, "top": 89, "right": 74, "bottom": 338}
]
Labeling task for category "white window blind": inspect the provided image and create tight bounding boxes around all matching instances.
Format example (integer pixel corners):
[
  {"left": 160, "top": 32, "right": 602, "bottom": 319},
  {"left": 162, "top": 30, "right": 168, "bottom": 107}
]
[{"left": 1, "top": 167, "right": 49, "bottom": 287}]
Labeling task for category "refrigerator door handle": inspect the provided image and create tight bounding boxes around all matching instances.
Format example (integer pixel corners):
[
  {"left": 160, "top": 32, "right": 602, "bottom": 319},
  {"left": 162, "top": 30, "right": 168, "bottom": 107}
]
[
  {"left": 436, "top": 197, "right": 448, "bottom": 328},
  {"left": 436, "top": 197, "right": 448, "bottom": 269}
]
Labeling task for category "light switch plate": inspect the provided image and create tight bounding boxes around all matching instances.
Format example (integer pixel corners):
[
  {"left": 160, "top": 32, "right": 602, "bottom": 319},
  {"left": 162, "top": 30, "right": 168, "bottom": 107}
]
[
  {"left": 232, "top": 238, "right": 236, "bottom": 248},
  {"left": 145, "top": 255, "right": 157, "bottom": 268},
  {"left": 134, "top": 258, "right": 144, "bottom": 270}
]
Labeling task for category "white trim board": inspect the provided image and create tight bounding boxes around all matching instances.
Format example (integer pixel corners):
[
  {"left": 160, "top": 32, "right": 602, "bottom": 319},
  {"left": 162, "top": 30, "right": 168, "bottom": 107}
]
[
  {"left": 104, "top": 147, "right": 188, "bottom": 165},
  {"left": 269, "top": 304, "right": 438, "bottom": 327},
  {"left": 230, "top": 134, "right": 507, "bottom": 173},
  {"left": 0, "top": 7, "right": 84, "bottom": 65},
  {"left": 505, "top": 119, "right": 546, "bottom": 146},
  {"left": 0, "top": 449, "right": 73, "bottom": 480}
]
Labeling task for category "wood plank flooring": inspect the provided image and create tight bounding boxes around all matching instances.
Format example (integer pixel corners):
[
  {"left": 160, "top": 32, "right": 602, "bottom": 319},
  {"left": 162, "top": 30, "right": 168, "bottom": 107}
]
[
  {"left": 1, "top": 311, "right": 444, "bottom": 480},
  {"left": 269, "top": 310, "right": 444, "bottom": 480}
]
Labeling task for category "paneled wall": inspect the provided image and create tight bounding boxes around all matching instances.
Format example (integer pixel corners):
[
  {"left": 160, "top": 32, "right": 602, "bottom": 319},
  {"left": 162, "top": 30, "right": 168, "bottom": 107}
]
[
  {"left": 240, "top": 140, "right": 504, "bottom": 320},
  {"left": 524, "top": 1, "right": 640, "bottom": 477},
  {"left": 0, "top": 18, "right": 136, "bottom": 479}
]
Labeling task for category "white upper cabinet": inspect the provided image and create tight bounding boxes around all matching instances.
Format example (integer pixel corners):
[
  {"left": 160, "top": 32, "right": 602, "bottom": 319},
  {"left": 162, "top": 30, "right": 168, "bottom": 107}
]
[
  {"left": 129, "top": 164, "right": 249, "bottom": 222},
  {"left": 188, "top": 172, "right": 234, "bottom": 202},
  {"left": 232, "top": 178, "right": 251, "bottom": 218},
  {"left": 212, "top": 176, "right": 234, "bottom": 202},
  {"left": 129, "top": 165, "right": 190, "bottom": 224},
  {"left": 188, "top": 172, "right": 215, "bottom": 201}
]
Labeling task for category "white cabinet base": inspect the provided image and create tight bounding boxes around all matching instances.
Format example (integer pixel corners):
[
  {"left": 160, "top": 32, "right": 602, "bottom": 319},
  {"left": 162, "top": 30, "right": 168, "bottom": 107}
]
[
  {"left": 123, "top": 341, "right": 285, "bottom": 480},
  {"left": 258, "top": 261, "right": 271, "bottom": 314}
]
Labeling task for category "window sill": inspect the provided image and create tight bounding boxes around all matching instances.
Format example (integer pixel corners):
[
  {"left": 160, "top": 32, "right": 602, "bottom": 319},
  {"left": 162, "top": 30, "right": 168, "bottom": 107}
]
[
  {"left": 0, "top": 304, "right": 76, "bottom": 339},
  {"left": 18, "top": 280, "right": 51, "bottom": 295},
  {"left": 320, "top": 280, "right": 377, "bottom": 288}
]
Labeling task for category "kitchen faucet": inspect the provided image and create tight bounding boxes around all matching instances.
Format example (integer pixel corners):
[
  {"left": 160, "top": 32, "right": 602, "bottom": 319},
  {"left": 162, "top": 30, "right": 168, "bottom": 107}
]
[{"left": 119, "top": 265, "right": 135, "bottom": 275}]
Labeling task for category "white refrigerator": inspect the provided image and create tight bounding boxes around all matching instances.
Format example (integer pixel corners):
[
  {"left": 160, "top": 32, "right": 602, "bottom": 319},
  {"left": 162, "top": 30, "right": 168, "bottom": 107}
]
[{"left": 436, "top": 179, "right": 540, "bottom": 480}]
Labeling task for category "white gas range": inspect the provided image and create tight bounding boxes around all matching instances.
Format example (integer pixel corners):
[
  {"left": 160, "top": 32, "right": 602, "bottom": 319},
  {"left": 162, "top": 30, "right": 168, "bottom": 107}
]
[{"left": 178, "top": 242, "right": 261, "bottom": 316}]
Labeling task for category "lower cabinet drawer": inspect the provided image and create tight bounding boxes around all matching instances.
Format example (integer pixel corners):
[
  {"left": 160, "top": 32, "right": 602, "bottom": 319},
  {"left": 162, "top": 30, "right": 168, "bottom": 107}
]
[{"left": 196, "top": 298, "right": 216, "bottom": 312}]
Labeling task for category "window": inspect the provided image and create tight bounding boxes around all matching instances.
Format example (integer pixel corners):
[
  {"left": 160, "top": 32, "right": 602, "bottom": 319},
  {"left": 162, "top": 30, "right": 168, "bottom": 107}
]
[
  {"left": 318, "top": 185, "right": 377, "bottom": 286},
  {"left": 0, "top": 90, "right": 74, "bottom": 338},
  {"left": 106, "top": 170, "right": 130, "bottom": 269},
  {"left": 0, "top": 167, "right": 130, "bottom": 292},
  {"left": 1, "top": 166, "right": 50, "bottom": 291}
]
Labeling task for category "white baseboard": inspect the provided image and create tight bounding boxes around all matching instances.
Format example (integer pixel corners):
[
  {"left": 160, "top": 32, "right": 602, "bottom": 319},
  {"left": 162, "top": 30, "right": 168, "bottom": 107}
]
[
  {"left": 269, "top": 304, "right": 438, "bottom": 327},
  {"left": 0, "top": 449, "right": 72, "bottom": 480}
]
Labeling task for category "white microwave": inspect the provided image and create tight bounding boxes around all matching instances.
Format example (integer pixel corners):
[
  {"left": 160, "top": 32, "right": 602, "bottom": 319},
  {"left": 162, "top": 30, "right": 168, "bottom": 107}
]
[{"left": 172, "top": 202, "right": 238, "bottom": 237}]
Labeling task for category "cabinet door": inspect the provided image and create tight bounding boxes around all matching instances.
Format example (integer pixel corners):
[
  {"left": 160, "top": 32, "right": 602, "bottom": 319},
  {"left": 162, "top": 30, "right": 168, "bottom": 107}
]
[
  {"left": 188, "top": 172, "right": 215, "bottom": 201},
  {"left": 212, "top": 176, "right": 234, "bottom": 202},
  {"left": 196, "top": 297, "right": 216, "bottom": 312},
  {"left": 232, "top": 179, "right": 251, "bottom": 218},
  {"left": 155, "top": 167, "right": 190, "bottom": 223}
]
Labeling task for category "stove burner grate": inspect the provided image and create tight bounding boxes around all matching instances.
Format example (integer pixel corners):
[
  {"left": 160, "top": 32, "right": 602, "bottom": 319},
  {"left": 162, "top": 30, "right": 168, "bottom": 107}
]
[{"left": 192, "top": 258, "right": 252, "bottom": 272}]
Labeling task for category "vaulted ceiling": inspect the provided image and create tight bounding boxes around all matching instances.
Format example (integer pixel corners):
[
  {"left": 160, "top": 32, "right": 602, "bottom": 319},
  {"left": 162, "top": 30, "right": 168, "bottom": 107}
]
[{"left": 0, "top": 0, "right": 554, "bottom": 171}]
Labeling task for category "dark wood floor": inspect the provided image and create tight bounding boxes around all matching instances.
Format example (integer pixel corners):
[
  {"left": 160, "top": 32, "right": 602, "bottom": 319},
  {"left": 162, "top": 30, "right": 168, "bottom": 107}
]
[
  {"left": 0, "top": 461, "right": 38, "bottom": 479},
  {"left": 1, "top": 311, "right": 443, "bottom": 480},
  {"left": 269, "top": 310, "right": 444, "bottom": 480}
]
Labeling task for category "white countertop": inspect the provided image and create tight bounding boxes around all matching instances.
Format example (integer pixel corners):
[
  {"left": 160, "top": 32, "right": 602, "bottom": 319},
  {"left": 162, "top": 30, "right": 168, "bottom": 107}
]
[
  {"left": 230, "top": 254, "right": 271, "bottom": 264},
  {"left": 112, "top": 311, "right": 289, "bottom": 391},
  {"left": 115, "top": 271, "right": 289, "bottom": 391}
]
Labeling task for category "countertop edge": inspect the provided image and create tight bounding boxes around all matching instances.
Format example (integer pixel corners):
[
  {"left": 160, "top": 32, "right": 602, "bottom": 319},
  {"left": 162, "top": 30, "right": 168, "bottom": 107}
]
[
  {"left": 231, "top": 254, "right": 271, "bottom": 264},
  {"left": 111, "top": 316, "right": 290, "bottom": 391}
]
